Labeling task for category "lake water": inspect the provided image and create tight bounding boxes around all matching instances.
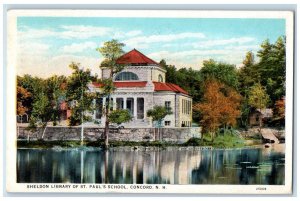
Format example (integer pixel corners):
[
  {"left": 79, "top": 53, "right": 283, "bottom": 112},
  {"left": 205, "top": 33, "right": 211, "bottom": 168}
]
[{"left": 17, "top": 146, "right": 285, "bottom": 184}]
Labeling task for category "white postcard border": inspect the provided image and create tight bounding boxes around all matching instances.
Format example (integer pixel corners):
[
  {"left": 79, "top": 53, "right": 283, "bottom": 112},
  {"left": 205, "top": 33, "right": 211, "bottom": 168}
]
[{"left": 6, "top": 9, "right": 294, "bottom": 194}]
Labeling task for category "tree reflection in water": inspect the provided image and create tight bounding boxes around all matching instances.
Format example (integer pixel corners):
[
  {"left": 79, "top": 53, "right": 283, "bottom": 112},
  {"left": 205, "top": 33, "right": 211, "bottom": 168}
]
[{"left": 17, "top": 147, "right": 285, "bottom": 184}]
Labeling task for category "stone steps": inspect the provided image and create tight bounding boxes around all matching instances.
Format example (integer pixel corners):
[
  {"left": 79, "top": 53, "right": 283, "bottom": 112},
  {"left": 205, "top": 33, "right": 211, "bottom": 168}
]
[{"left": 260, "top": 128, "right": 280, "bottom": 144}]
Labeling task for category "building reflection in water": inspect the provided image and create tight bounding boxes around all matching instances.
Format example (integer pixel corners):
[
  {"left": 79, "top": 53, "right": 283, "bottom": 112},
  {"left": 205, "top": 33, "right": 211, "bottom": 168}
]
[{"left": 17, "top": 147, "right": 285, "bottom": 185}]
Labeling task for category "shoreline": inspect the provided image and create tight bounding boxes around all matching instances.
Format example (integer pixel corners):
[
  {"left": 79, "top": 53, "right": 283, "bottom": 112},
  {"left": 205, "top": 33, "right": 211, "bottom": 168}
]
[
  {"left": 17, "top": 139, "right": 283, "bottom": 150},
  {"left": 16, "top": 144, "right": 285, "bottom": 152}
]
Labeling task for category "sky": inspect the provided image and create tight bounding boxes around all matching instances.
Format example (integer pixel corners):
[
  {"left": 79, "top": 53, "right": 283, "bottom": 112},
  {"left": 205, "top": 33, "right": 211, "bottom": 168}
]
[{"left": 17, "top": 17, "right": 286, "bottom": 78}]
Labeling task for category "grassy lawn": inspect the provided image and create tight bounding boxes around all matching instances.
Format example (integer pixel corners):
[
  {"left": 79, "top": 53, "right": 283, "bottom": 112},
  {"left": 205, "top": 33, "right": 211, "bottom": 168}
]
[{"left": 184, "top": 133, "right": 245, "bottom": 148}]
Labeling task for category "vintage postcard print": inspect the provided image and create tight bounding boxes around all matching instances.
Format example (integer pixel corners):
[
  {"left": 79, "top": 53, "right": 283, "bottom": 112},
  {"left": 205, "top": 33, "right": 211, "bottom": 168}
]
[{"left": 6, "top": 10, "right": 294, "bottom": 194}]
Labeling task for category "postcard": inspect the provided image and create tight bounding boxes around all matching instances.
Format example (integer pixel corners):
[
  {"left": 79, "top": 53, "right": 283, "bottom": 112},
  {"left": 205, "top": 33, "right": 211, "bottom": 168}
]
[{"left": 5, "top": 9, "right": 294, "bottom": 194}]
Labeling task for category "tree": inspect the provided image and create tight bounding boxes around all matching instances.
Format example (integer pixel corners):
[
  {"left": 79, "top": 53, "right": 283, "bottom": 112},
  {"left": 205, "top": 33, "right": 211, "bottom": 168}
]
[
  {"left": 256, "top": 37, "right": 286, "bottom": 105},
  {"left": 45, "top": 75, "right": 67, "bottom": 125},
  {"left": 238, "top": 52, "right": 260, "bottom": 95},
  {"left": 248, "top": 83, "right": 270, "bottom": 128},
  {"left": 18, "top": 75, "right": 56, "bottom": 135},
  {"left": 237, "top": 51, "right": 259, "bottom": 129},
  {"left": 96, "top": 39, "right": 125, "bottom": 75},
  {"left": 108, "top": 109, "right": 132, "bottom": 125},
  {"left": 219, "top": 87, "right": 242, "bottom": 130},
  {"left": 200, "top": 59, "right": 239, "bottom": 89},
  {"left": 29, "top": 92, "right": 53, "bottom": 138},
  {"left": 161, "top": 59, "right": 202, "bottom": 122},
  {"left": 66, "top": 62, "right": 96, "bottom": 144},
  {"left": 147, "top": 105, "right": 172, "bottom": 128},
  {"left": 193, "top": 79, "right": 241, "bottom": 139},
  {"left": 17, "top": 86, "right": 31, "bottom": 116},
  {"left": 273, "top": 97, "right": 285, "bottom": 126},
  {"left": 96, "top": 39, "right": 125, "bottom": 148},
  {"left": 30, "top": 93, "right": 51, "bottom": 123},
  {"left": 17, "top": 75, "right": 44, "bottom": 116}
]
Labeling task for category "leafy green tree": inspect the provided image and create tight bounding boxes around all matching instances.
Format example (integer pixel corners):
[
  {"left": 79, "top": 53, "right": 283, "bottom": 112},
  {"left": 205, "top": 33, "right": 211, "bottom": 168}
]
[
  {"left": 161, "top": 60, "right": 202, "bottom": 122},
  {"left": 147, "top": 105, "right": 172, "bottom": 128},
  {"left": 97, "top": 39, "right": 125, "bottom": 75},
  {"left": 66, "top": 63, "right": 96, "bottom": 126},
  {"left": 256, "top": 37, "right": 286, "bottom": 105},
  {"left": 108, "top": 109, "right": 132, "bottom": 125},
  {"left": 248, "top": 83, "right": 270, "bottom": 128},
  {"left": 28, "top": 92, "right": 53, "bottom": 137},
  {"left": 45, "top": 75, "right": 67, "bottom": 125},
  {"left": 96, "top": 39, "right": 125, "bottom": 148},
  {"left": 249, "top": 83, "right": 270, "bottom": 110},
  {"left": 30, "top": 93, "right": 51, "bottom": 123},
  {"left": 237, "top": 51, "right": 259, "bottom": 129},
  {"left": 200, "top": 59, "right": 239, "bottom": 89},
  {"left": 17, "top": 75, "right": 56, "bottom": 136},
  {"left": 238, "top": 52, "right": 260, "bottom": 95},
  {"left": 239, "top": 100, "right": 251, "bottom": 130},
  {"left": 160, "top": 59, "right": 180, "bottom": 84}
]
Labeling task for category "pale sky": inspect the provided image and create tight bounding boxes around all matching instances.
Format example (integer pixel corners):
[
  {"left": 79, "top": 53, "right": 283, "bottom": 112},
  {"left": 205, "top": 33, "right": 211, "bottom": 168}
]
[{"left": 17, "top": 17, "right": 285, "bottom": 78}]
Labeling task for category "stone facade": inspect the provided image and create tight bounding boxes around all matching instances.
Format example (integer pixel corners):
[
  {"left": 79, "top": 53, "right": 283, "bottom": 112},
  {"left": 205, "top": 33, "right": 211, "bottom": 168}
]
[
  {"left": 17, "top": 126, "right": 201, "bottom": 143},
  {"left": 153, "top": 92, "right": 176, "bottom": 127},
  {"left": 90, "top": 49, "right": 193, "bottom": 128}
]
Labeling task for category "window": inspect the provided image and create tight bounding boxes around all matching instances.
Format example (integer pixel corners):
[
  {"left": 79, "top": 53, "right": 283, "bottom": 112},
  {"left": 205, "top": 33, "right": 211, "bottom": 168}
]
[
  {"left": 126, "top": 98, "right": 134, "bottom": 115},
  {"left": 95, "top": 98, "right": 103, "bottom": 119},
  {"left": 115, "top": 72, "right": 139, "bottom": 81},
  {"left": 158, "top": 74, "right": 163, "bottom": 82},
  {"left": 165, "top": 101, "right": 171, "bottom": 112},
  {"left": 137, "top": 98, "right": 144, "bottom": 119},
  {"left": 182, "top": 99, "right": 187, "bottom": 114},
  {"left": 116, "top": 98, "right": 124, "bottom": 109},
  {"left": 165, "top": 121, "right": 171, "bottom": 126},
  {"left": 106, "top": 97, "right": 113, "bottom": 111},
  {"left": 181, "top": 99, "right": 191, "bottom": 115}
]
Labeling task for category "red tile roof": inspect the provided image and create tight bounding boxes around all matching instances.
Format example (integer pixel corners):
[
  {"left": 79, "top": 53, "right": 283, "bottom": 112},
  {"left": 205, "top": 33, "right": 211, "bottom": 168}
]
[
  {"left": 153, "top": 82, "right": 189, "bottom": 95},
  {"left": 92, "top": 81, "right": 147, "bottom": 88},
  {"left": 115, "top": 81, "right": 147, "bottom": 88},
  {"left": 116, "top": 49, "right": 158, "bottom": 65}
]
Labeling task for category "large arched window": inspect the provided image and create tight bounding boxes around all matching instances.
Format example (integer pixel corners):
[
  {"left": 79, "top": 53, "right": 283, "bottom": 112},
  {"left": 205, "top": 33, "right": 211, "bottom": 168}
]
[
  {"left": 158, "top": 74, "right": 163, "bottom": 82},
  {"left": 115, "top": 72, "right": 139, "bottom": 81}
]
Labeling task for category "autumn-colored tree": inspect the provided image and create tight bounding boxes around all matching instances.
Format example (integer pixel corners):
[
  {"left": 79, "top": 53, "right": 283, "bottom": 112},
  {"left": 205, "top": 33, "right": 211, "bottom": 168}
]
[
  {"left": 273, "top": 97, "right": 285, "bottom": 126},
  {"left": 219, "top": 88, "right": 242, "bottom": 130},
  {"left": 17, "top": 86, "right": 31, "bottom": 116},
  {"left": 193, "top": 79, "right": 241, "bottom": 139}
]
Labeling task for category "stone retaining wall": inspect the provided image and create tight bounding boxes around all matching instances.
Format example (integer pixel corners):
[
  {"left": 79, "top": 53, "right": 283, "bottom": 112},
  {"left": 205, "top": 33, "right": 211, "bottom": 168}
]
[{"left": 17, "top": 126, "right": 201, "bottom": 143}]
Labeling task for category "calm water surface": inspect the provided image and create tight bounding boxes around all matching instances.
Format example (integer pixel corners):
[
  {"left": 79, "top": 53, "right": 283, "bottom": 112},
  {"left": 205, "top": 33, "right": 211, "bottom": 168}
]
[{"left": 17, "top": 147, "right": 285, "bottom": 184}]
